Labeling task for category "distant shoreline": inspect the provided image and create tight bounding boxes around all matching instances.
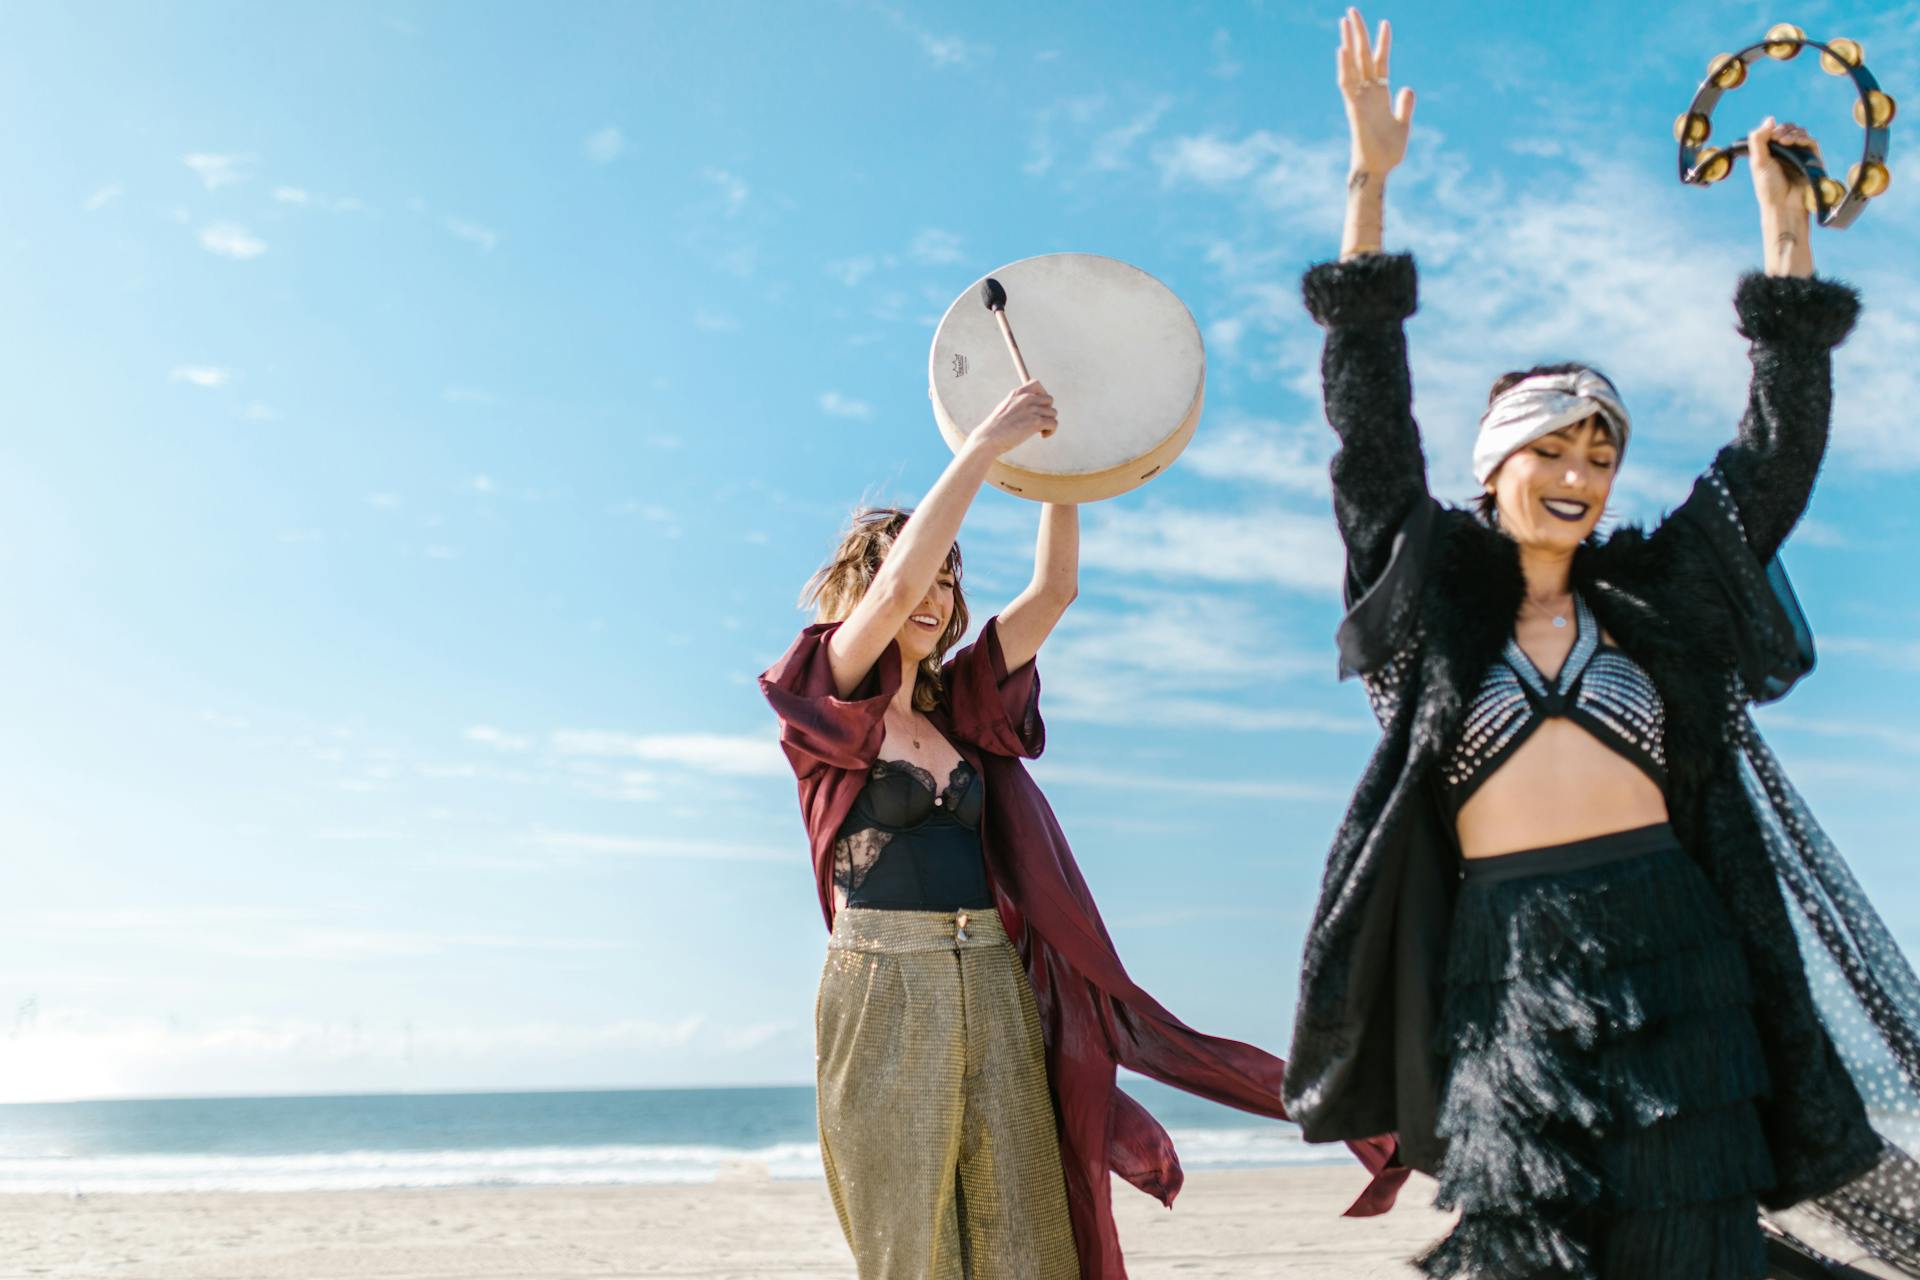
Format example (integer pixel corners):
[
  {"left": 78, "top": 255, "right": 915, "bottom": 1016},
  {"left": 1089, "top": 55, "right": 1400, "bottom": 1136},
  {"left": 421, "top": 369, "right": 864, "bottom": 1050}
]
[{"left": 0, "top": 1080, "right": 1344, "bottom": 1196}]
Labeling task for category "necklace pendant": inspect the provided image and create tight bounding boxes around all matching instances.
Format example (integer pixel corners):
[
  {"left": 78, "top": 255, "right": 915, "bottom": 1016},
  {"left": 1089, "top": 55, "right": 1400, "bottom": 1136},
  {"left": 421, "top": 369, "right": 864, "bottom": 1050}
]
[{"left": 1552, "top": 615, "right": 1568, "bottom": 629}]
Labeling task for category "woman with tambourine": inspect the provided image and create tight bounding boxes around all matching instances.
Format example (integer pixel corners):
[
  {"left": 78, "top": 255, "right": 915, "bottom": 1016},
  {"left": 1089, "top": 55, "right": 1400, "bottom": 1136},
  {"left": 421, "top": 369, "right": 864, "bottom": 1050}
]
[
  {"left": 1283, "top": 8, "right": 1919, "bottom": 1278},
  {"left": 761, "top": 379, "right": 1400, "bottom": 1278}
]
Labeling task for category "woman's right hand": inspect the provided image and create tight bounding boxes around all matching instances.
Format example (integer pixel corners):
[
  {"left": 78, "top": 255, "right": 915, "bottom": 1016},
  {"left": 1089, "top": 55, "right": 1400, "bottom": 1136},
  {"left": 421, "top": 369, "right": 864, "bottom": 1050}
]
[
  {"left": 1338, "top": 7, "right": 1414, "bottom": 177},
  {"left": 967, "top": 379, "right": 1057, "bottom": 458}
]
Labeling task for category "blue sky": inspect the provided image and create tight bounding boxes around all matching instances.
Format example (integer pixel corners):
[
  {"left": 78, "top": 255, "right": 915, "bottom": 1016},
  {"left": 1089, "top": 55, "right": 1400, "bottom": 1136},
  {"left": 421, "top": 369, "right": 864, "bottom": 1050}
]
[{"left": 3, "top": 0, "right": 1918, "bottom": 1103}]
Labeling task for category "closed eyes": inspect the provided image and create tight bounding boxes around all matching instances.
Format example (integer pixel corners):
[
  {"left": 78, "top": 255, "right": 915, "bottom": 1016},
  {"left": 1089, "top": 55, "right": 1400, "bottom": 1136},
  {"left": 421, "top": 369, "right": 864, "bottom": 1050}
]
[{"left": 1530, "top": 447, "right": 1615, "bottom": 470}]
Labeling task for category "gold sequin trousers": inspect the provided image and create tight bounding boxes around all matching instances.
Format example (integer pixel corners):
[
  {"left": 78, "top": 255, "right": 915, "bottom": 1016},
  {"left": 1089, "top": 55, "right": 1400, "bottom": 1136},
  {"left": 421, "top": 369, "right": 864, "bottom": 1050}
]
[{"left": 816, "top": 907, "right": 1079, "bottom": 1279}]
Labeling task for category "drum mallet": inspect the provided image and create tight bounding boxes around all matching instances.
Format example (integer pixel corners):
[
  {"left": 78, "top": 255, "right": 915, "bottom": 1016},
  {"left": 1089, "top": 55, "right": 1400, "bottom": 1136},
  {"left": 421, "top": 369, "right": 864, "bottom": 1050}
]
[{"left": 979, "top": 277, "right": 1033, "bottom": 383}]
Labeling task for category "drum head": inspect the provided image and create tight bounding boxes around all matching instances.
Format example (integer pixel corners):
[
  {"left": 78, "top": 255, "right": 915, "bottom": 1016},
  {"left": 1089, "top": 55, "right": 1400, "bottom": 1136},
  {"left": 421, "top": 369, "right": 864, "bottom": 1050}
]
[{"left": 928, "top": 253, "right": 1205, "bottom": 504}]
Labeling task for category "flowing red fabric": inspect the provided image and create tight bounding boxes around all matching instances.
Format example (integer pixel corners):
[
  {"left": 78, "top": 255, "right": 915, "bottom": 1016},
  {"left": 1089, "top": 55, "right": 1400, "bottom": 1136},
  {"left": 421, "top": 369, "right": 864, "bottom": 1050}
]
[{"left": 760, "top": 617, "right": 1407, "bottom": 1278}]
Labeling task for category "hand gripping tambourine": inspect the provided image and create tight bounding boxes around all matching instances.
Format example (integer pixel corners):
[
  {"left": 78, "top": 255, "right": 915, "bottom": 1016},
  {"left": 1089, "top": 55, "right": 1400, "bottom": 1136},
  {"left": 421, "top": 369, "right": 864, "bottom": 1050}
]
[
  {"left": 928, "top": 253, "right": 1204, "bottom": 504},
  {"left": 1676, "top": 22, "right": 1895, "bottom": 228}
]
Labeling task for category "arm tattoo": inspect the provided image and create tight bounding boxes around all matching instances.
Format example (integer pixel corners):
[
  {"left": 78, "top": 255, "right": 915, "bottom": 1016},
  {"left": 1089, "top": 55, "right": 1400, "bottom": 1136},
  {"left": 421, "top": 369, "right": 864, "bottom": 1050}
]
[
  {"left": 1348, "top": 171, "right": 1371, "bottom": 195},
  {"left": 1774, "top": 230, "right": 1799, "bottom": 257}
]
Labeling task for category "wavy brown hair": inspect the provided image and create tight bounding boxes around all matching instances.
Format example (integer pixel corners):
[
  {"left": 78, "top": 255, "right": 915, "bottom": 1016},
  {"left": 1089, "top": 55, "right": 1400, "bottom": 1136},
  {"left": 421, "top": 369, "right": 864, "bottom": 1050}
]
[{"left": 800, "top": 507, "right": 968, "bottom": 713}]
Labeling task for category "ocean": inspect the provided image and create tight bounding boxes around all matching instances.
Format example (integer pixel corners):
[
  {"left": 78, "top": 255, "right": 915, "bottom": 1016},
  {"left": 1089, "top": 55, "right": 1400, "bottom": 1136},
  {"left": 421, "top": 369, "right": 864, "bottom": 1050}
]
[{"left": 0, "top": 1081, "right": 1333, "bottom": 1194}]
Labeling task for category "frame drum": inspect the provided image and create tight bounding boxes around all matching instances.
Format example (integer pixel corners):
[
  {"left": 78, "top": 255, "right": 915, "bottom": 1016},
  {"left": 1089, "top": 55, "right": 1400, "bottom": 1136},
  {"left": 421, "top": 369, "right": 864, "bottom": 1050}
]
[{"left": 928, "top": 253, "right": 1205, "bottom": 503}]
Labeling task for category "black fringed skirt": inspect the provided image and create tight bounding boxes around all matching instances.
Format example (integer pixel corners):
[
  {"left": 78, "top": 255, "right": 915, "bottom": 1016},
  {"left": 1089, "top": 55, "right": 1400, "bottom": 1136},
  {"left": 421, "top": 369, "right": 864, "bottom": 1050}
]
[{"left": 1418, "top": 824, "right": 1775, "bottom": 1280}]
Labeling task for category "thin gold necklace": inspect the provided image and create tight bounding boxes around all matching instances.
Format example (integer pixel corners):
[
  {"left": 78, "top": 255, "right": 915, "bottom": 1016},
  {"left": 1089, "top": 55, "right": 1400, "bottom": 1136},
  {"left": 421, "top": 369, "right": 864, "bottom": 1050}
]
[{"left": 891, "top": 708, "right": 923, "bottom": 751}]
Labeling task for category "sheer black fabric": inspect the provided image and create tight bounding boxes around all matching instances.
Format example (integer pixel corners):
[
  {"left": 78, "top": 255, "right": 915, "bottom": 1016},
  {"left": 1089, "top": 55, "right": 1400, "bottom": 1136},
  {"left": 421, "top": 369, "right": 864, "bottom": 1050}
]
[
  {"left": 833, "top": 759, "right": 993, "bottom": 912},
  {"left": 1738, "top": 720, "right": 1920, "bottom": 1276}
]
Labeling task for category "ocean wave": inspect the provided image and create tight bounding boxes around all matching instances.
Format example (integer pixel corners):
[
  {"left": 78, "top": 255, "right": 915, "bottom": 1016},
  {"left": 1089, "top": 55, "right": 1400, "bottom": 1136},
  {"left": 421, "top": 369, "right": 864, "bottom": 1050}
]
[
  {"left": 0, "top": 1124, "right": 1341, "bottom": 1194},
  {"left": 0, "top": 1141, "right": 827, "bottom": 1194},
  {"left": 1162, "top": 1126, "right": 1341, "bottom": 1169}
]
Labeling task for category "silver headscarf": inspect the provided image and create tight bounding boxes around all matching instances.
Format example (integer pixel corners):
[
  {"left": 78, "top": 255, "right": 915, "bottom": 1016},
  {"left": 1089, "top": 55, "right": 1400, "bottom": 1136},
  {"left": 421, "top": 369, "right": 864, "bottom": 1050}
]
[{"left": 1473, "top": 369, "right": 1631, "bottom": 485}]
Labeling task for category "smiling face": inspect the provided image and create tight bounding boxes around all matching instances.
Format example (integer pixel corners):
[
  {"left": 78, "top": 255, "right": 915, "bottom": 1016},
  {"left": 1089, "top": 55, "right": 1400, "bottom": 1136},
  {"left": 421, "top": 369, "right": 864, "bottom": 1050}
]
[
  {"left": 801, "top": 506, "right": 970, "bottom": 713},
  {"left": 1486, "top": 416, "right": 1619, "bottom": 552},
  {"left": 894, "top": 567, "right": 958, "bottom": 664}
]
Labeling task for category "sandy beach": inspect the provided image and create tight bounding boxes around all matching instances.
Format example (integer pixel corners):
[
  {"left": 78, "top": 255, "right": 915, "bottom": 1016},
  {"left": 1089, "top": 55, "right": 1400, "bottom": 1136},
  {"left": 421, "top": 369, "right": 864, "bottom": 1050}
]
[{"left": 4, "top": 1167, "right": 1449, "bottom": 1279}]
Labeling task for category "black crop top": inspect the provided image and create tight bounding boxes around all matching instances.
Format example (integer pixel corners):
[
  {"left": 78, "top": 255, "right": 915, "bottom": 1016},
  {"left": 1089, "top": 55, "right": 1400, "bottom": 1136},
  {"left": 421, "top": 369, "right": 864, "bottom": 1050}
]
[
  {"left": 1442, "top": 593, "right": 1668, "bottom": 810},
  {"left": 832, "top": 758, "right": 993, "bottom": 911}
]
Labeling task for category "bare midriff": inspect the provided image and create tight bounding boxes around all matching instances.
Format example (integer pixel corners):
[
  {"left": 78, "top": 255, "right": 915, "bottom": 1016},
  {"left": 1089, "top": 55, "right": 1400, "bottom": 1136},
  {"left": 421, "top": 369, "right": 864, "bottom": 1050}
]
[{"left": 1455, "top": 717, "right": 1671, "bottom": 859}]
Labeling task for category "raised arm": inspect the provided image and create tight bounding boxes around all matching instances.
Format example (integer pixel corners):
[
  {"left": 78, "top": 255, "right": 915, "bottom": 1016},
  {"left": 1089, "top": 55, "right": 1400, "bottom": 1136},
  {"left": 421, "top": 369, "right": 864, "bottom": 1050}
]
[
  {"left": 1336, "top": 8, "right": 1413, "bottom": 263},
  {"left": 994, "top": 503, "right": 1079, "bottom": 673},
  {"left": 1708, "top": 119, "right": 1860, "bottom": 563},
  {"left": 1309, "top": 9, "right": 1429, "bottom": 593},
  {"left": 826, "top": 379, "right": 1055, "bottom": 694}
]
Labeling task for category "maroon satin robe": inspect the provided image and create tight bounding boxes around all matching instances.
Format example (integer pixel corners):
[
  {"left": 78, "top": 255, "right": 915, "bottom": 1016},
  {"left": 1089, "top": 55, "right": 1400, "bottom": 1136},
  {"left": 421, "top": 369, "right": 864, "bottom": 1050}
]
[{"left": 760, "top": 616, "right": 1406, "bottom": 1279}]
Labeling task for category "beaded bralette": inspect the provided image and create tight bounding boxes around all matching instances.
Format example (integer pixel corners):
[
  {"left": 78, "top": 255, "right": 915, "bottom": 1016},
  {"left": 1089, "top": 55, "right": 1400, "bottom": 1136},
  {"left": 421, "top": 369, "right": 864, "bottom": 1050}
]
[{"left": 1443, "top": 593, "right": 1668, "bottom": 807}]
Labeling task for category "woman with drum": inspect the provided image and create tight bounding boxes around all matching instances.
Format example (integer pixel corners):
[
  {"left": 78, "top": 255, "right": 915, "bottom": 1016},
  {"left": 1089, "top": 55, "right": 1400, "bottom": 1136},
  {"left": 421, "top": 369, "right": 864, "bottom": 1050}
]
[
  {"left": 762, "top": 378, "right": 1399, "bottom": 1278},
  {"left": 1281, "top": 8, "right": 1906, "bottom": 1278}
]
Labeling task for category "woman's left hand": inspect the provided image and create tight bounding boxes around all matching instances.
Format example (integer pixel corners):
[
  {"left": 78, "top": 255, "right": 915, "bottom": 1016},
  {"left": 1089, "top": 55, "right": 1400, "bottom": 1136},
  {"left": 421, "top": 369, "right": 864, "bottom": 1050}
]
[
  {"left": 1748, "top": 117, "right": 1820, "bottom": 219},
  {"left": 1749, "top": 117, "right": 1818, "bottom": 277}
]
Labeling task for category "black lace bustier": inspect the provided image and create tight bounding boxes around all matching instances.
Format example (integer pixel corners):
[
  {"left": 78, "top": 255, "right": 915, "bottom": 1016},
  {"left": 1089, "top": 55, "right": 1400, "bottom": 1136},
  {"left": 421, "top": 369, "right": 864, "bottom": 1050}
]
[
  {"left": 1443, "top": 593, "right": 1668, "bottom": 810},
  {"left": 833, "top": 758, "right": 992, "bottom": 911}
]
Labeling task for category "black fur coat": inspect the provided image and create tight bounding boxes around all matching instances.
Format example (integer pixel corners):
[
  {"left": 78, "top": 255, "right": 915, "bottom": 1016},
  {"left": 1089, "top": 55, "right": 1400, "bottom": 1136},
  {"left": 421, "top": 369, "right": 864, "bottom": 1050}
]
[{"left": 1281, "top": 252, "right": 1885, "bottom": 1210}]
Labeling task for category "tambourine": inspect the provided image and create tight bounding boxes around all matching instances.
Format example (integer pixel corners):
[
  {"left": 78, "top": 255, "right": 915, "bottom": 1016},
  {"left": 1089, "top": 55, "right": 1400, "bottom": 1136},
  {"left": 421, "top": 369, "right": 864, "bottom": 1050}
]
[
  {"left": 927, "top": 253, "right": 1204, "bottom": 504},
  {"left": 1675, "top": 23, "right": 1894, "bottom": 228}
]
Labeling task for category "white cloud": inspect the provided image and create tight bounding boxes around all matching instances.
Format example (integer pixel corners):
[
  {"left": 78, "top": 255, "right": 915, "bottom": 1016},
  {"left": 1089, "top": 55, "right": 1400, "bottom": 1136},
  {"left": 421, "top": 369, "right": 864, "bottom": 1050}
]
[
  {"left": 468, "top": 474, "right": 496, "bottom": 494},
  {"left": 366, "top": 493, "right": 403, "bottom": 509},
  {"left": 1035, "top": 762, "right": 1342, "bottom": 802},
  {"left": 1091, "top": 96, "right": 1173, "bottom": 171},
  {"left": 445, "top": 218, "right": 499, "bottom": 253},
  {"left": 466, "top": 725, "right": 530, "bottom": 752},
  {"left": 0, "top": 1010, "right": 732, "bottom": 1105},
  {"left": 3, "top": 907, "right": 613, "bottom": 962},
  {"left": 585, "top": 125, "right": 625, "bottom": 164},
  {"left": 82, "top": 184, "right": 123, "bottom": 212},
  {"left": 1814, "top": 637, "right": 1920, "bottom": 673},
  {"left": 531, "top": 830, "right": 789, "bottom": 861},
  {"left": 1045, "top": 588, "right": 1320, "bottom": 687},
  {"left": 1081, "top": 503, "right": 1344, "bottom": 594},
  {"left": 242, "top": 401, "right": 278, "bottom": 422},
  {"left": 273, "top": 186, "right": 310, "bottom": 204},
  {"left": 199, "top": 223, "right": 267, "bottom": 259},
  {"left": 694, "top": 307, "right": 740, "bottom": 333},
  {"left": 183, "top": 152, "right": 252, "bottom": 190},
  {"left": 1209, "top": 28, "right": 1242, "bottom": 79},
  {"left": 443, "top": 386, "right": 496, "bottom": 406},
  {"left": 1053, "top": 695, "right": 1370, "bottom": 734},
  {"left": 1033, "top": 587, "right": 1366, "bottom": 734},
  {"left": 549, "top": 730, "right": 787, "bottom": 777},
  {"left": 1181, "top": 418, "right": 1332, "bottom": 497},
  {"left": 169, "top": 365, "right": 230, "bottom": 388},
  {"left": 909, "top": 228, "right": 964, "bottom": 265},
  {"left": 704, "top": 168, "right": 749, "bottom": 218},
  {"left": 866, "top": 3, "right": 987, "bottom": 67},
  {"left": 826, "top": 256, "right": 880, "bottom": 287},
  {"left": 1156, "top": 130, "right": 1289, "bottom": 187},
  {"left": 1757, "top": 712, "right": 1920, "bottom": 755},
  {"left": 818, "top": 391, "right": 874, "bottom": 420},
  {"left": 714, "top": 245, "right": 757, "bottom": 278},
  {"left": 917, "top": 32, "right": 985, "bottom": 66}
]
